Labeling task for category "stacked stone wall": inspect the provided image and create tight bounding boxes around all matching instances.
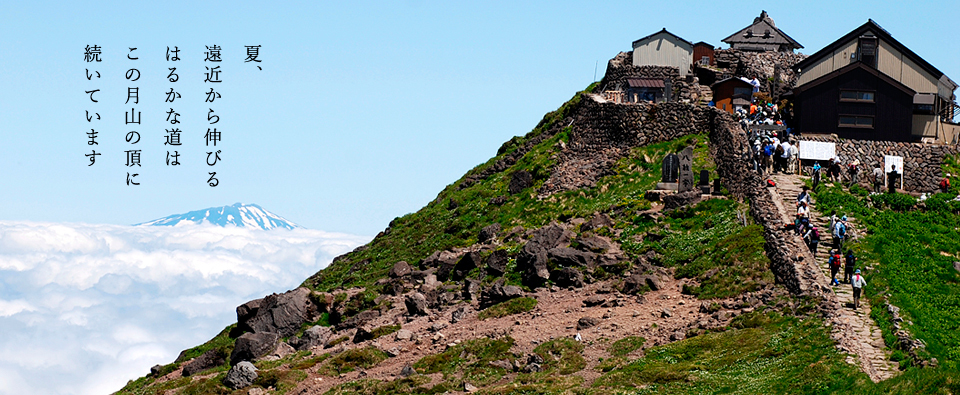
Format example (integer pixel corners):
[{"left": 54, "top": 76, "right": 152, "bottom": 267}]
[
  {"left": 798, "top": 135, "right": 957, "bottom": 192},
  {"left": 598, "top": 52, "right": 681, "bottom": 92}
]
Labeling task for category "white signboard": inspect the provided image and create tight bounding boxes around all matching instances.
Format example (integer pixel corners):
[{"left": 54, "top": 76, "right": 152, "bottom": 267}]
[
  {"left": 884, "top": 155, "right": 904, "bottom": 189},
  {"left": 799, "top": 141, "right": 836, "bottom": 161}
]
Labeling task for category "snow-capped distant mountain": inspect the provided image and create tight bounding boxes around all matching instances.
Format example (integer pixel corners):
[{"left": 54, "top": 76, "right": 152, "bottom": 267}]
[{"left": 135, "top": 203, "right": 302, "bottom": 230}]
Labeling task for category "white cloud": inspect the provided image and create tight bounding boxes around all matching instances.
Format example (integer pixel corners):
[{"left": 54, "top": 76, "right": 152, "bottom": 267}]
[{"left": 0, "top": 220, "right": 369, "bottom": 395}]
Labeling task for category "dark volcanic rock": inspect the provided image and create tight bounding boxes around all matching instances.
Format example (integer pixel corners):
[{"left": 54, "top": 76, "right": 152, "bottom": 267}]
[
  {"left": 389, "top": 261, "right": 412, "bottom": 278},
  {"left": 405, "top": 292, "right": 429, "bottom": 316},
  {"left": 581, "top": 213, "right": 614, "bottom": 232},
  {"left": 663, "top": 190, "right": 702, "bottom": 210},
  {"left": 479, "top": 279, "right": 522, "bottom": 309},
  {"left": 583, "top": 295, "right": 607, "bottom": 307},
  {"left": 577, "top": 317, "right": 600, "bottom": 330},
  {"left": 353, "top": 327, "right": 374, "bottom": 343},
  {"left": 479, "top": 223, "right": 502, "bottom": 243},
  {"left": 182, "top": 348, "right": 227, "bottom": 376},
  {"left": 336, "top": 309, "right": 380, "bottom": 331},
  {"left": 551, "top": 267, "right": 584, "bottom": 288},
  {"left": 485, "top": 249, "right": 508, "bottom": 276},
  {"left": 518, "top": 224, "right": 573, "bottom": 287},
  {"left": 292, "top": 325, "right": 332, "bottom": 351},
  {"left": 462, "top": 278, "right": 481, "bottom": 300},
  {"left": 451, "top": 306, "right": 468, "bottom": 323},
  {"left": 622, "top": 274, "right": 662, "bottom": 294},
  {"left": 547, "top": 247, "right": 596, "bottom": 267},
  {"left": 452, "top": 251, "right": 482, "bottom": 280},
  {"left": 223, "top": 361, "right": 258, "bottom": 389},
  {"left": 400, "top": 365, "right": 416, "bottom": 377},
  {"left": 575, "top": 234, "right": 613, "bottom": 253},
  {"left": 230, "top": 332, "right": 279, "bottom": 365},
  {"left": 236, "top": 287, "right": 319, "bottom": 338},
  {"left": 508, "top": 170, "right": 533, "bottom": 194},
  {"left": 422, "top": 250, "right": 462, "bottom": 281}
]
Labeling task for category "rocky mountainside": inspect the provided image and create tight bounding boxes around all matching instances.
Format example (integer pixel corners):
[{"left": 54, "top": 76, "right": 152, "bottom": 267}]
[{"left": 116, "top": 59, "right": 960, "bottom": 394}]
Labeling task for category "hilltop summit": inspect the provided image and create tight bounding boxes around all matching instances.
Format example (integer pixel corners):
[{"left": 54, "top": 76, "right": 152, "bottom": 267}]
[{"left": 135, "top": 203, "right": 301, "bottom": 230}]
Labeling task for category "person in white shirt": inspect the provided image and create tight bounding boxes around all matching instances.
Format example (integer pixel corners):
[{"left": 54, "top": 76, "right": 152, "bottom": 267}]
[{"left": 851, "top": 269, "right": 867, "bottom": 309}]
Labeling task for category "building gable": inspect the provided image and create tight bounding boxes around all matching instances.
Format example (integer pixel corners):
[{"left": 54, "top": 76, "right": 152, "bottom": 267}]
[{"left": 721, "top": 11, "right": 803, "bottom": 52}]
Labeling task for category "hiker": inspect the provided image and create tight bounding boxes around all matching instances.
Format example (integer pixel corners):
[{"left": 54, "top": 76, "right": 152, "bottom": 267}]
[
  {"left": 940, "top": 176, "right": 951, "bottom": 193},
  {"left": 828, "top": 249, "right": 842, "bottom": 286},
  {"left": 774, "top": 142, "right": 786, "bottom": 173},
  {"left": 833, "top": 215, "right": 847, "bottom": 251},
  {"left": 797, "top": 185, "right": 811, "bottom": 207},
  {"left": 888, "top": 164, "right": 900, "bottom": 194},
  {"left": 847, "top": 160, "right": 860, "bottom": 187},
  {"left": 851, "top": 269, "right": 867, "bottom": 309},
  {"left": 762, "top": 141, "right": 774, "bottom": 174},
  {"left": 828, "top": 158, "right": 842, "bottom": 183},
  {"left": 872, "top": 166, "right": 884, "bottom": 193},
  {"left": 843, "top": 250, "right": 857, "bottom": 284},
  {"left": 804, "top": 226, "right": 820, "bottom": 257},
  {"left": 796, "top": 201, "right": 809, "bottom": 235},
  {"left": 812, "top": 162, "right": 822, "bottom": 190}
]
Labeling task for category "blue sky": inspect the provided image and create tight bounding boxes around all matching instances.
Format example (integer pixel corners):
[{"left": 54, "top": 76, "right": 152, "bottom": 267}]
[{"left": 2, "top": 1, "right": 958, "bottom": 236}]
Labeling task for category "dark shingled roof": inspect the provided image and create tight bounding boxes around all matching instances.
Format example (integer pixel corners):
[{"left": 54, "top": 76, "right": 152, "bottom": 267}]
[{"left": 721, "top": 11, "right": 803, "bottom": 50}]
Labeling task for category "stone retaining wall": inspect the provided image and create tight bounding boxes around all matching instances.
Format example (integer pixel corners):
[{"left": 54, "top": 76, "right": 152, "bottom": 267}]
[{"left": 799, "top": 135, "right": 957, "bottom": 192}]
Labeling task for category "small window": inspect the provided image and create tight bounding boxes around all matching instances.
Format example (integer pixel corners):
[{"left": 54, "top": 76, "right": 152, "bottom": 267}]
[
  {"left": 700, "top": 56, "right": 710, "bottom": 65},
  {"left": 839, "top": 115, "right": 874, "bottom": 128},
  {"left": 840, "top": 90, "right": 875, "bottom": 102}
]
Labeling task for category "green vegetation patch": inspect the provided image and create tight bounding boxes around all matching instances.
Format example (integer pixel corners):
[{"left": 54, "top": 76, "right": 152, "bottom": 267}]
[
  {"left": 478, "top": 297, "right": 538, "bottom": 320},
  {"left": 814, "top": 182, "right": 960, "bottom": 366},
  {"left": 534, "top": 338, "right": 586, "bottom": 374},
  {"left": 318, "top": 347, "right": 389, "bottom": 376},
  {"left": 322, "top": 376, "right": 448, "bottom": 395},
  {"left": 370, "top": 324, "right": 401, "bottom": 340},
  {"left": 608, "top": 336, "right": 647, "bottom": 357},
  {"left": 594, "top": 311, "right": 868, "bottom": 394},
  {"left": 414, "top": 337, "right": 515, "bottom": 387}
]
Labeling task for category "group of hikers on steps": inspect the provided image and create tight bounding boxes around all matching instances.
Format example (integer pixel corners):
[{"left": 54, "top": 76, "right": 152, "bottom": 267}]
[{"left": 793, "top": 183, "right": 867, "bottom": 310}]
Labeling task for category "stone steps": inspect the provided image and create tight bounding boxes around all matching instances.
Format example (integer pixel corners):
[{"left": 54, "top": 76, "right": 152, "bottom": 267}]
[{"left": 769, "top": 174, "right": 897, "bottom": 382}]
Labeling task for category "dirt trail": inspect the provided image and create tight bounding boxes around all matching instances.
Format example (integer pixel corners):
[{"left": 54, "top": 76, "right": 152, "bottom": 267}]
[{"left": 769, "top": 173, "right": 897, "bottom": 382}]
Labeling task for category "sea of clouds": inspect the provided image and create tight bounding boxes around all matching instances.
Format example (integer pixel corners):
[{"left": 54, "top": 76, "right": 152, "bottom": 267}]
[{"left": 0, "top": 220, "right": 369, "bottom": 395}]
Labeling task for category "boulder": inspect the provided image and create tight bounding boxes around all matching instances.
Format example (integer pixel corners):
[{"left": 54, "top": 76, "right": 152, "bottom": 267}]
[
  {"left": 577, "top": 317, "right": 600, "bottom": 330},
  {"left": 422, "top": 250, "right": 462, "bottom": 281},
  {"left": 581, "top": 213, "right": 614, "bottom": 232},
  {"left": 399, "top": 365, "right": 417, "bottom": 377},
  {"left": 452, "top": 251, "right": 481, "bottom": 280},
  {"left": 508, "top": 170, "right": 533, "bottom": 194},
  {"left": 517, "top": 248, "right": 550, "bottom": 288},
  {"left": 150, "top": 364, "right": 163, "bottom": 377},
  {"left": 547, "top": 247, "right": 596, "bottom": 267},
  {"left": 182, "top": 348, "right": 227, "bottom": 376},
  {"left": 237, "top": 287, "right": 319, "bottom": 338},
  {"left": 663, "top": 190, "right": 702, "bottom": 210},
  {"left": 954, "top": 261, "right": 960, "bottom": 273},
  {"left": 389, "top": 261, "right": 412, "bottom": 278},
  {"left": 292, "top": 325, "right": 332, "bottom": 351},
  {"left": 485, "top": 250, "right": 508, "bottom": 276},
  {"left": 575, "top": 234, "right": 613, "bottom": 253},
  {"left": 583, "top": 295, "right": 607, "bottom": 307},
  {"left": 451, "top": 306, "right": 468, "bottom": 324},
  {"left": 353, "top": 327, "right": 374, "bottom": 343},
  {"left": 479, "top": 278, "right": 522, "bottom": 309},
  {"left": 479, "top": 223, "right": 502, "bottom": 243},
  {"left": 462, "top": 278, "right": 481, "bottom": 301},
  {"left": 230, "top": 332, "right": 279, "bottom": 365},
  {"left": 336, "top": 309, "right": 380, "bottom": 331},
  {"left": 395, "top": 329, "right": 414, "bottom": 341},
  {"left": 405, "top": 292, "right": 429, "bottom": 316},
  {"left": 223, "top": 361, "right": 258, "bottom": 390},
  {"left": 551, "top": 267, "right": 584, "bottom": 288},
  {"left": 622, "top": 274, "right": 662, "bottom": 294}
]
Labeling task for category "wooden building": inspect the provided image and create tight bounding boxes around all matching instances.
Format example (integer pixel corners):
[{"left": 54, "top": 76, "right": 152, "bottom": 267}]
[
  {"left": 632, "top": 28, "right": 693, "bottom": 77},
  {"left": 792, "top": 20, "right": 959, "bottom": 142},
  {"left": 693, "top": 42, "right": 715, "bottom": 66},
  {"left": 711, "top": 77, "right": 754, "bottom": 114},
  {"left": 722, "top": 11, "right": 802, "bottom": 52},
  {"left": 625, "top": 78, "right": 667, "bottom": 102}
]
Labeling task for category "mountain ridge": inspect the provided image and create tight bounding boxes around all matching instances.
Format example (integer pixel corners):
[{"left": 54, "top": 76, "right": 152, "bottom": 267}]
[{"left": 135, "top": 203, "right": 301, "bottom": 230}]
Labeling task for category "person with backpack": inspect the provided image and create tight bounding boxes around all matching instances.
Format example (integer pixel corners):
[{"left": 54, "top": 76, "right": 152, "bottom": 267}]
[
  {"left": 851, "top": 269, "right": 867, "bottom": 310},
  {"left": 843, "top": 250, "right": 857, "bottom": 284},
  {"left": 872, "top": 166, "right": 884, "bottom": 193},
  {"left": 828, "top": 249, "right": 842, "bottom": 286},
  {"left": 847, "top": 160, "right": 860, "bottom": 187},
  {"left": 829, "top": 158, "right": 842, "bottom": 183},
  {"left": 797, "top": 185, "right": 811, "bottom": 207},
  {"left": 774, "top": 143, "right": 785, "bottom": 173},
  {"left": 796, "top": 201, "right": 809, "bottom": 235},
  {"left": 833, "top": 216, "right": 847, "bottom": 251},
  {"left": 940, "top": 176, "right": 951, "bottom": 193},
  {"left": 805, "top": 226, "right": 820, "bottom": 257}
]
